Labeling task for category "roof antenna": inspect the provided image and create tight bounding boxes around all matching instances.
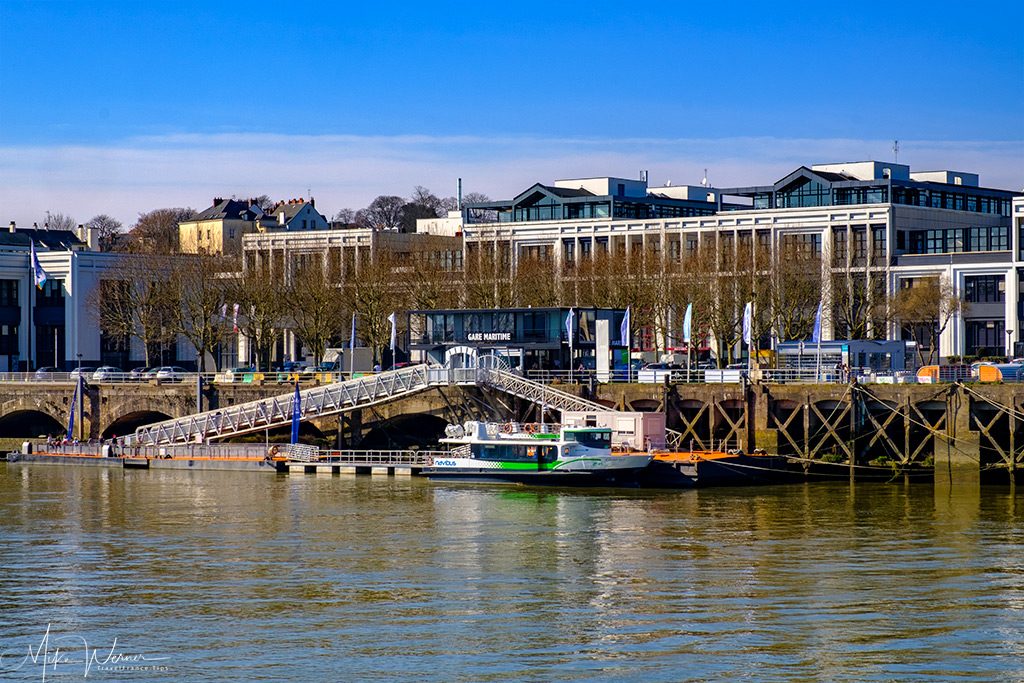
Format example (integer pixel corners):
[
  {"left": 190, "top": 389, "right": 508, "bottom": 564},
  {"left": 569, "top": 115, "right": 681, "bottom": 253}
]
[{"left": 893, "top": 140, "right": 899, "bottom": 164}]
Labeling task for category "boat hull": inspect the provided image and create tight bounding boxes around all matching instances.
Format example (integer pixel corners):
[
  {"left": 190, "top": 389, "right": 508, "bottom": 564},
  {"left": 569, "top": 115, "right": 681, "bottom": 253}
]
[
  {"left": 638, "top": 454, "right": 805, "bottom": 488},
  {"left": 423, "top": 467, "right": 649, "bottom": 487}
]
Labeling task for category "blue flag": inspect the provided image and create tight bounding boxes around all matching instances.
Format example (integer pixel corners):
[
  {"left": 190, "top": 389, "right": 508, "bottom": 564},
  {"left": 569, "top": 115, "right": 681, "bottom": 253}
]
[
  {"left": 66, "top": 377, "right": 78, "bottom": 441},
  {"left": 349, "top": 312, "right": 357, "bottom": 373},
  {"left": 682, "top": 303, "right": 692, "bottom": 344},
  {"left": 811, "top": 300, "right": 823, "bottom": 344},
  {"left": 742, "top": 302, "right": 753, "bottom": 346},
  {"left": 31, "top": 240, "right": 49, "bottom": 289},
  {"left": 290, "top": 382, "right": 301, "bottom": 444},
  {"left": 619, "top": 306, "right": 631, "bottom": 346}
]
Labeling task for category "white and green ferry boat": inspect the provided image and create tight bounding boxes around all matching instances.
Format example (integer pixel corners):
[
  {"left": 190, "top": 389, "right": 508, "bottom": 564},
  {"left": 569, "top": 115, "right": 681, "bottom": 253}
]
[{"left": 426, "top": 421, "right": 652, "bottom": 486}]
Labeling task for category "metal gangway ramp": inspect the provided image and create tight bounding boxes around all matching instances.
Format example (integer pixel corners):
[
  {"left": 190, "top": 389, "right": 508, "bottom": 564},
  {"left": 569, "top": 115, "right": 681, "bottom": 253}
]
[
  {"left": 477, "top": 367, "right": 609, "bottom": 413},
  {"left": 121, "top": 365, "right": 610, "bottom": 446},
  {"left": 123, "top": 365, "right": 443, "bottom": 446}
]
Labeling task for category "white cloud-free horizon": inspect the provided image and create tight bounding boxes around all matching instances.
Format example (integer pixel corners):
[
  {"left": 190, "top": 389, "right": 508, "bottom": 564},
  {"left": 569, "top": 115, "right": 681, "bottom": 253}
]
[{"left": 1, "top": 133, "right": 1021, "bottom": 228}]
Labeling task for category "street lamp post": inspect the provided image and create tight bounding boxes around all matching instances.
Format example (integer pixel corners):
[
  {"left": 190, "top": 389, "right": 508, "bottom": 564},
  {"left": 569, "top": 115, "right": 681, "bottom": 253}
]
[
  {"left": 1006, "top": 329, "right": 1014, "bottom": 358},
  {"left": 76, "top": 353, "right": 82, "bottom": 373}
]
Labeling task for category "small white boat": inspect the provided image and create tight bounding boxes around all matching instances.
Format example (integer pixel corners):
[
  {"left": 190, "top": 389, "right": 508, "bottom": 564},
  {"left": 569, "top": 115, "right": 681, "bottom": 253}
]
[{"left": 424, "top": 421, "right": 652, "bottom": 486}]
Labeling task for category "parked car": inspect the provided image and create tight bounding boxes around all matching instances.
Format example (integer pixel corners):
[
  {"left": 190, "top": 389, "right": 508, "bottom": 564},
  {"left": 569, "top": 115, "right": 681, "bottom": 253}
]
[
  {"left": 155, "top": 366, "right": 189, "bottom": 382},
  {"left": 92, "top": 366, "right": 124, "bottom": 381},
  {"left": 32, "top": 366, "right": 61, "bottom": 381},
  {"left": 637, "top": 362, "right": 682, "bottom": 383},
  {"left": 128, "top": 366, "right": 153, "bottom": 380},
  {"left": 69, "top": 367, "right": 97, "bottom": 381}
]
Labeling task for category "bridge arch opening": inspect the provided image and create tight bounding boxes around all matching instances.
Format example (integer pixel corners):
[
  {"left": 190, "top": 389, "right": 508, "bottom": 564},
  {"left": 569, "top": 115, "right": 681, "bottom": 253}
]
[
  {"left": 0, "top": 410, "right": 64, "bottom": 438},
  {"left": 102, "top": 411, "right": 174, "bottom": 439},
  {"left": 360, "top": 413, "right": 449, "bottom": 449},
  {"left": 219, "top": 422, "right": 325, "bottom": 445}
]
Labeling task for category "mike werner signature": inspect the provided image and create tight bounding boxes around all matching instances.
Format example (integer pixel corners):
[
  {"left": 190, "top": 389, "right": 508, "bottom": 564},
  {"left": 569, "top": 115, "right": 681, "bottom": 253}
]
[{"left": 0, "top": 624, "right": 171, "bottom": 681}]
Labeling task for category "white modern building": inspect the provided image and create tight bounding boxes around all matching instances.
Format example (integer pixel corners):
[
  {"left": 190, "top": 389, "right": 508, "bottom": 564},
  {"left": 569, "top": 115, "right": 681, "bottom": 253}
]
[
  {"left": 463, "top": 163, "right": 1021, "bottom": 358},
  {"left": 0, "top": 222, "right": 201, "bottom": 371}
]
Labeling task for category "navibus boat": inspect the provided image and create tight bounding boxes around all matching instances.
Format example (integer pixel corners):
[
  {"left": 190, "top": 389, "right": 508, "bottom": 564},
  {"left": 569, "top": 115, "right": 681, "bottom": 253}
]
[{"left": 426, "top": 421, "right": 652, "bottom": 486}]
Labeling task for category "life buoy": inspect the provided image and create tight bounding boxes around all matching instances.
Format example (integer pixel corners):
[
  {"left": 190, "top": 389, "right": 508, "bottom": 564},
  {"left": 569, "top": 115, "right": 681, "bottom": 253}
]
[
  {"left": 501, "top": 423, "right": 513, "bottom": 434},
  {"left": 426, "top": 456, "right": 434, "bottom": 467},
  {"left": 524, "top": 423, "right": 537, "bottom": 434},
  {"left": 269, "top": 445, "right": 280, "bottom": 457}
]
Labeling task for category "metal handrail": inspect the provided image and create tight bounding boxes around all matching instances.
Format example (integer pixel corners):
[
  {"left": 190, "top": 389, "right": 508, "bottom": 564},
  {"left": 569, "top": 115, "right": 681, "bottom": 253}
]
[{"left": 124, "top": 365, "right": 437, "bottom": 446}]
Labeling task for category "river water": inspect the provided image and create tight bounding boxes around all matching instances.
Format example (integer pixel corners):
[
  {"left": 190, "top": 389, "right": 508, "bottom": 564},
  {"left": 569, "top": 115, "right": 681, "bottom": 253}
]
[{"left": 0, "top": 465, "right": 1021, "bottom": 681}]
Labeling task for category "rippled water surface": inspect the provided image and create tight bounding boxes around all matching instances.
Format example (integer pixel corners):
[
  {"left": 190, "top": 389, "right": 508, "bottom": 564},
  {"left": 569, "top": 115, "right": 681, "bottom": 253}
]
[{"left": 1, "top": 464, "right": 1022, "bottom": 681}]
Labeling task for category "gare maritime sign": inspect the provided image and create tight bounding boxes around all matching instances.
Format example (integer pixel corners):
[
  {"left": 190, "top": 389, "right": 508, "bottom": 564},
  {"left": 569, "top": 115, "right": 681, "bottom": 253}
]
[{"left": 466, "top": 331, "right": 513, "bottom": 342}]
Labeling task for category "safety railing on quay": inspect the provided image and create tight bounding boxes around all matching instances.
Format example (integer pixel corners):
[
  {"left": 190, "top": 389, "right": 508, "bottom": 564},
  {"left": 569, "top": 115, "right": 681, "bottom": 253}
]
[
  {"left": 283, "top": 447, "right": 448, "bottom": 465},
  {"left": 0, "top": 370, "right": 359, "bottom": 386}
]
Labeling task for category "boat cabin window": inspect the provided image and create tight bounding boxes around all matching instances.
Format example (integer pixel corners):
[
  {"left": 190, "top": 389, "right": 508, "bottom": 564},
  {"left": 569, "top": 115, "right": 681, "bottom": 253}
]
[
  {"left": 479, "top": 444, "right": 558, "bottom": 462},
  {"left": 565, "top": 430, "right": 611, "bottom": 448}
]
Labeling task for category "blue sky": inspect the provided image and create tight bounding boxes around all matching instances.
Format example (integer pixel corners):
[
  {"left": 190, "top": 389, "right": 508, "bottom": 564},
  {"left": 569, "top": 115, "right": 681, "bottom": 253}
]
[{"left": 1, "top": 0, "right": 1021, "bottom": 225}]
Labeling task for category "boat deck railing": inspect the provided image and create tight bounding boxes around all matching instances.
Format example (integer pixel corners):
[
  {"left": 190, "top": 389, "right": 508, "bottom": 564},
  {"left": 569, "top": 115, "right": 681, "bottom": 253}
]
[{"left": 283, "top": 446, "right": 450, "bottom": 466}]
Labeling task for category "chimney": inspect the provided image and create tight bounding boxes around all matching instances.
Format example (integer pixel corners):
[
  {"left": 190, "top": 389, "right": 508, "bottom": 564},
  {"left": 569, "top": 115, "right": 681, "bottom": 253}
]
[
  {"left": 8, "top": 221, "right": 14, "bottom": 233},
  {"left": 310, "top": 196, "right": 315, "bottom": 207}
]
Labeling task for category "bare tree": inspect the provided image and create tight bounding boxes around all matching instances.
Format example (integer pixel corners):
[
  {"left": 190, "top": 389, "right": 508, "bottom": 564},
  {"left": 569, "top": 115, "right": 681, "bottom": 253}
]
[
  {"left": 464, "top": 244, "right": 517, "bottom": 308},
  {"left": 170, "top": 255, "right": 233, "bottom": 372},
  {"left": 403, "top": 236, "right": 464, "bottom": 310},
  {"left": 127, "top": 207, "right": 193, "bottom": 254},
  {"left": 831, "top": 269, "right": 888, "bottom": 340},
  {"left": 333, "top": 208, "right": 356, "bottom": 224},
  {"left": 771, "top": 242, "right": 822, "bottom": 341},
  {"left": 85, "top": 214, "right": 124, "bottom": 252},
  {"left": 891, "top": 276, "right": 966, "bottom": 365},
  {"left": 356, "top": 196, "right": 405, "bottom": 231},
  {"left": 462, "top": 192, "right": 495, "bottom": 223},
  {"left": 288, "top": 258, "right": 345, "bottom": 366},
  {"left": 229, "top": 263, "right": 287, "bottom": 371},
  {"left": 93, "top": 255, "right": 178, "bottom": 367},
  {"left": 339, "top": 249, "right": 406, "bottom": 364},
  {"left": 44, "top": 212, "right": 77, "bottom": 231}
]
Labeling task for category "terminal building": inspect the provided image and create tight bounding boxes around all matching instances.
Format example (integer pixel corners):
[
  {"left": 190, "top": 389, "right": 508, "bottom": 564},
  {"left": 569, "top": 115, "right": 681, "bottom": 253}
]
[
  {"left": 463, "top": 164, "right": 1021, "bottom": 359},
  {"left": 406, "top": 307, "right": 628, "bottom": 372}
]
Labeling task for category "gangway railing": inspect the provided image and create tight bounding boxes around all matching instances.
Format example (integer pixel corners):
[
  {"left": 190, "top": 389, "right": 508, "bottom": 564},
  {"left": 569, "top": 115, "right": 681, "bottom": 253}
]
[
  {"left": 476, "top": 368, "right": 608, "bottom": 413},
  {"left": 123, "top": 365, "right": 438, "bottom": 446},
  {"left": 121, "top": 365, "right": 614, "bottom": 447}
]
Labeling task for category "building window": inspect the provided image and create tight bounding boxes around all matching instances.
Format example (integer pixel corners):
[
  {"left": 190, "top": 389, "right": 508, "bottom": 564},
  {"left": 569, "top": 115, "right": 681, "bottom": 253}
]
[
  {"left": 228, "top": 228, "right": 235, "bottom": 239},
  {"left": 0, "top": 324, "right": 18, "bottom": 355},
  {"left": 851, "top": 227, "right": 867, "bottom": 261},
  {"left": 964, "top": 275, "right": 1005, "bottom": 303},
  {"left": 562, "top": 239, "right": 575, "bottom": 267},
  {"left": 0, "top": 279, "right": 18, "bottom": 307},
  {"left": 782, "top": 233, "right": 822, "bottom": 258},
  {"left": 579, "top": 237, "right": 592, "bottom": 260},
  {"left": 36, "top": 279, "right": 64, "bottom": 305},
  {"left": 777, "top": 179, "right": 831, "bottom": 208},
  {"left": 871, "top": 225, "right": 887, "bottom": 260},
  {"left": 833, "top": 228, "right": 848, "bottom": 262},
  {"left": 965, "top": 319, "right": 1004, "bottom": 356}
]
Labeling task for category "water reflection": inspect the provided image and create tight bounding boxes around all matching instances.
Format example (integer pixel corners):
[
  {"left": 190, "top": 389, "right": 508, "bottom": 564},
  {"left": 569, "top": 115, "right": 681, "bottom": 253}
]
[{"left": 0, "top": 465, "right": 1021, "bottom": 681}]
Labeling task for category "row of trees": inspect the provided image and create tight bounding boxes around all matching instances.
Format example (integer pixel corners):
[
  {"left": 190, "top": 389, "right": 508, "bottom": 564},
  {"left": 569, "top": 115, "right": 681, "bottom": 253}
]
[
  {"left": 38, "top": 209, "right": 194, "bottom": 254},
  {"left": 333, "top": 186, "right": 490, "bottom": 232},
  {"left": 96, "top": 237, "right": 964, "bottom": 372},
  {"left": 458, "top": 242, "right": 961, "bottom": 365}
]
